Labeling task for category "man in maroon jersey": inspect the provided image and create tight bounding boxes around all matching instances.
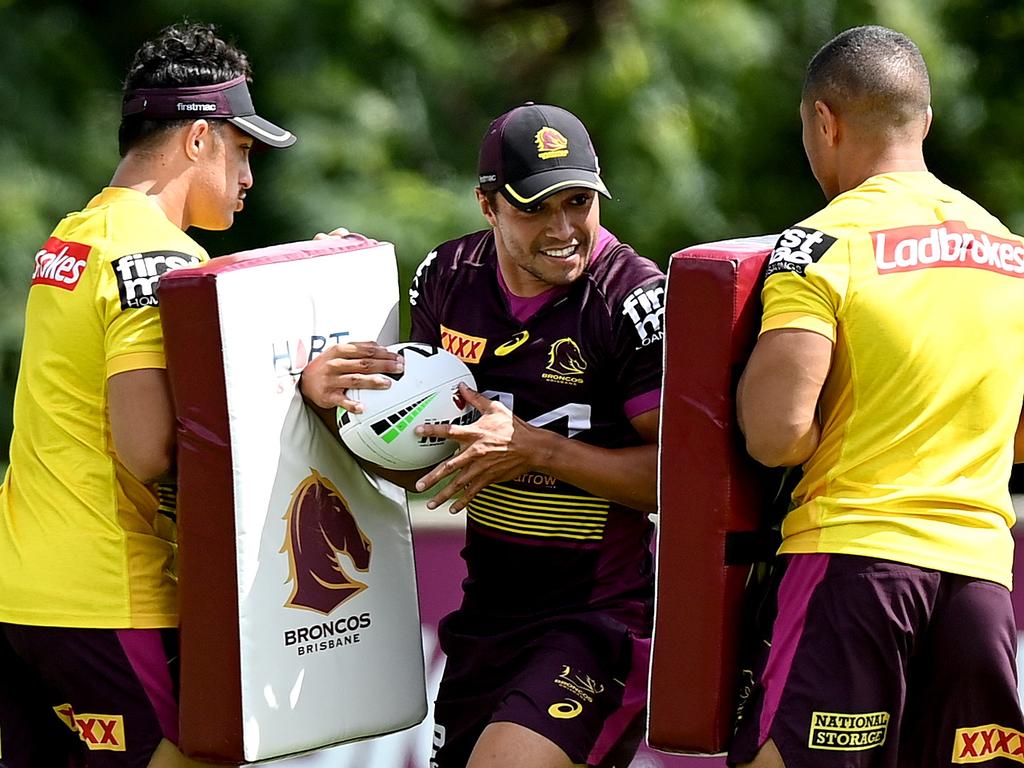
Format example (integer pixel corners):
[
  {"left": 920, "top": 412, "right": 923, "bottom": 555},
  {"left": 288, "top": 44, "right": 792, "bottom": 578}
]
[{"left": 303, "top": 102, "right": 664, "bottom": 768}]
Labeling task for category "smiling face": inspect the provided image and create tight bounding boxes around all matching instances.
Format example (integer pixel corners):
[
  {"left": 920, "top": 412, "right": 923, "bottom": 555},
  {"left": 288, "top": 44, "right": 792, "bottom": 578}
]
[
  {"left": 187, "top": 121, "right": 254, "bottom": 231},
  {"left": 479, "top": 187, "right": 600, "bottom": 297}
]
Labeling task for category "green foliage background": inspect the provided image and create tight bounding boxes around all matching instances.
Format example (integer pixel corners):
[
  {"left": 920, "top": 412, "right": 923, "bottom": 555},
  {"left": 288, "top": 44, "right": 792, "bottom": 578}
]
[{"left": 1, "top": 0, "right": 1021, "bottom": 462}]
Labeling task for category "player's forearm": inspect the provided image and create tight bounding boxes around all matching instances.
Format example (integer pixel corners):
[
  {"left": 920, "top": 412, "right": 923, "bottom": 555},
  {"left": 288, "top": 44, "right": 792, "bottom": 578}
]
[
  {"left": 737, "top": 329, "right": 830, "bottom": 467},
  {"left": 530, "top": 429, "right": 658, "bottom": 513},
  {"left": 108, "top": 368, "right": 177, "bottom": 483}
]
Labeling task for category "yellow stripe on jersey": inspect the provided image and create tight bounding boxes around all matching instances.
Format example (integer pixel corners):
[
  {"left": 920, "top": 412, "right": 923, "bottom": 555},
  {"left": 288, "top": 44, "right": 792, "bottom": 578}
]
[
  {"left": 479, "top": 482, "right": 610, "bottom": 510},
  {"left": 468, "top": 482, "right": 610, "bottom": 541},
  {"left": 107, "top": 350, "right": 167, "bottom": 376}
]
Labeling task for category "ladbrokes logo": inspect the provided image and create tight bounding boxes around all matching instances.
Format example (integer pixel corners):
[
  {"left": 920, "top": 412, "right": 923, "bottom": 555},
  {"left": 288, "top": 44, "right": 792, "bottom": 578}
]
[
  {"left": 111, "top": 250, "right": 202, "bottom": 310},
  {"left": 543, "top": 338, "right": 587, "bottom": 385},
  {"left": 281, "top": 470, "right": 371, "bottom": 615},
  {"left": 873, "top": 221, "right": 1024, "bottom": 278},
  {"left": 53, "top": 704, "right": 125, "bottom": 752},
  {"left": 535, "top": 127, "right": 569, "bottom": 160},
  {"left": 953, "top": 724, "right": 1024, "bottom": 764},
  {"left": 33, "top": 237, "right": 90, "bottom": 291},
  {"left": 809, "top": 711, "right": 889, "bottom": 751},
  {"left": 441, "top": 324, "right": 486, "bottom": 363}
]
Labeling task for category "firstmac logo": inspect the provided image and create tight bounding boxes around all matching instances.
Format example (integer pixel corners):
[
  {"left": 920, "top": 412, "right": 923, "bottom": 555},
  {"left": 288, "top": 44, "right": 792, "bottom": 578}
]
[
  {"left": 111, "top": 250, "right": 202, "bottom": 310},
  {"left": 621, "top": 284, "right": 664, "bottom": 347}
]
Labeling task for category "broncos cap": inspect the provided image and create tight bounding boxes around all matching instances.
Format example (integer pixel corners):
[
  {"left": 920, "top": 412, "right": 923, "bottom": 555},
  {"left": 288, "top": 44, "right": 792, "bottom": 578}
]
[{"left": 477, "top": 103, "right": 610, "bottom": 210}]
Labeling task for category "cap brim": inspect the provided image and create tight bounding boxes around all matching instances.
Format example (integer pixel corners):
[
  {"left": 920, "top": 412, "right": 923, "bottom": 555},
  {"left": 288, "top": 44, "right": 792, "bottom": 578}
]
[
  {"left": 228, "top": 114, "right": 296, "bottom": 149},
  {"left": 502, "top": 168, "right": 610, "bottom": 209}
]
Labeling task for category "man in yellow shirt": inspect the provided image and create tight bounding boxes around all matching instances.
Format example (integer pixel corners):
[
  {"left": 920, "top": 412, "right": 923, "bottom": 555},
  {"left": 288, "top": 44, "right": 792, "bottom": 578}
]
[
  {"left": 730, "top": 26, "right": 1024, "bottom": 768},
  {"left": 0, "top": 20, "right": 305, "bottom": 768}
]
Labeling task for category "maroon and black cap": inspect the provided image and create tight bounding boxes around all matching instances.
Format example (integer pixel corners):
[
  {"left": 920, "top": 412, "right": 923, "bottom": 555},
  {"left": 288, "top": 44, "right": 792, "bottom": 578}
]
[
  {"left": 121, "top": 75, "right": 296, "bottom": 149},
  {"left": 478, "top": 103, "right": 610, "bottom": 210}
]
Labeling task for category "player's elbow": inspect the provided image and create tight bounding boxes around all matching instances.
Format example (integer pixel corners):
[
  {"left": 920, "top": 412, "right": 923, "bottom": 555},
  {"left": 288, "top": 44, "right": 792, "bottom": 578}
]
[
  {"left": 743, "top": 420, "right": 818, "bottom": 468},
  {"left": 118, "top": 443, "right": 175, "bottom": 484}
]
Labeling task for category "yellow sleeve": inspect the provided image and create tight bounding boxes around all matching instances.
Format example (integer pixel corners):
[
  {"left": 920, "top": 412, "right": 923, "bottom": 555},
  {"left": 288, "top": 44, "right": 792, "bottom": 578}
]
[
  {"left": 760, "top": 225, "right": 850, "bottom": 343},
  {"left": 99, "top": 248, "right": 205, "bottom": 377}
]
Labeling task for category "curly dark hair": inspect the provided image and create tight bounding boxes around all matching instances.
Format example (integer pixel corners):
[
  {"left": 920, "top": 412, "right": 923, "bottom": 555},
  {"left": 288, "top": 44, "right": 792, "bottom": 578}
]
[{"left": 118, "top": 21, "right": 252, "bottom": 156}]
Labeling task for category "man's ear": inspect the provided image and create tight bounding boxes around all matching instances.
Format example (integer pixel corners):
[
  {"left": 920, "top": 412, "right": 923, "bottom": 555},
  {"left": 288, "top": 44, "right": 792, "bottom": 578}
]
[
  {"left": 476, "top": 188, "right": 498, "bottom": 227},
  {"left": 815, "top": 99, "right": 840, "bottom": 147},
  {"left": 183, "top": 119, "right": 213, "bottom": 161}
]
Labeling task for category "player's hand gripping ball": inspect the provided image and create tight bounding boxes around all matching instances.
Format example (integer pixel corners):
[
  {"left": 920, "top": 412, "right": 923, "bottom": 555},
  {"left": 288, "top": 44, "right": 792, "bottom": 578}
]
[{"left": 338, "top": 343, "right": 477, "bottom": 470}]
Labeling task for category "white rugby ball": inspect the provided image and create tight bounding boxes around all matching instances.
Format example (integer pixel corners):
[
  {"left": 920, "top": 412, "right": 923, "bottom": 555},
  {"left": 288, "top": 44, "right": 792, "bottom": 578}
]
[{"left": 337, "top": 343, "right": 477, "bottom": 470}]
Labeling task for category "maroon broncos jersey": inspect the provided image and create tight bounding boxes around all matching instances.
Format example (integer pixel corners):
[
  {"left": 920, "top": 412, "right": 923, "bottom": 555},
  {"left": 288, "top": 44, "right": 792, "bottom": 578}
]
[{"left": 409, "top": 227, "right": 664, "bottom": 629}]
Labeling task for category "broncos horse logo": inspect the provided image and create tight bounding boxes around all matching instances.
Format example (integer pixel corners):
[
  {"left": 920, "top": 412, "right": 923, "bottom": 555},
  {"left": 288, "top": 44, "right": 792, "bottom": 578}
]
[
  {"left": 546, "top": 338, "right": 588, "bottom": 376},
  {"left": 281, "top": 470, "right": 372, "bottom": 615},
  {"left": 534, "top": 127, "right": 570, "bottom": 160}
]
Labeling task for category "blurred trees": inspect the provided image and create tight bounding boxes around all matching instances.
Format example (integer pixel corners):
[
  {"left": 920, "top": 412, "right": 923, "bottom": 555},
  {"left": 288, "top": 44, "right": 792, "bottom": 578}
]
[{"left": 1, "top": 0, "right": 1022, "bottom": 461}]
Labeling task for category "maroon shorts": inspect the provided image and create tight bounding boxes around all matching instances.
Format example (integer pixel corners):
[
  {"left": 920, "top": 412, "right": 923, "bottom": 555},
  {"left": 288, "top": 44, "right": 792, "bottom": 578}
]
[
  {"left": 728, "top": 553, "right": 1024, "bottom": 768},
  {"left": 0, "top": 624, "right": 179, "bottom": 768},
  {"left": 430, "top": 612, "right": 650, "bottom": 768}
]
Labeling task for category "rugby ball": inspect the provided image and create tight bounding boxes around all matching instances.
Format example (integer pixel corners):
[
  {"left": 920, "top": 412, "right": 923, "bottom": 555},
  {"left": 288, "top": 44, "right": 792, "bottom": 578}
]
[{"left": 337, "top": 343, "right": 477, "bottom": 470}]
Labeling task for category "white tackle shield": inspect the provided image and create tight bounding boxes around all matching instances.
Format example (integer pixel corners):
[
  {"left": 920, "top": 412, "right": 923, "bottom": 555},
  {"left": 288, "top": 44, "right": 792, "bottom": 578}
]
[{"left": 159, "top": 238, "right": 425, "bottom": 764}]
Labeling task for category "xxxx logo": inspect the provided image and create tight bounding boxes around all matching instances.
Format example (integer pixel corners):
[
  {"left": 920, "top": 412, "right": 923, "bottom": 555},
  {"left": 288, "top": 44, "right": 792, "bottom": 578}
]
[
  {"left": 953, "top": 724, "right": 1024, "bottom": 764},
  {"left": 440, "top": 325, "right": 486, "bottom": 363},
  {"left": 53, "top": 704, "right": 126, "bottom": 751}
]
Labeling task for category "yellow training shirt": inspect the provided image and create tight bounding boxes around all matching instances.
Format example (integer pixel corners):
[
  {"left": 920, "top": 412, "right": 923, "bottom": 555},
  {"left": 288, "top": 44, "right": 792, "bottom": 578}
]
[
  {"left": 762, "top": 172, "right": 1024, "bottom": 588},
  {"left": 0, "top": 187, "right": 207, "bottom": 627}
]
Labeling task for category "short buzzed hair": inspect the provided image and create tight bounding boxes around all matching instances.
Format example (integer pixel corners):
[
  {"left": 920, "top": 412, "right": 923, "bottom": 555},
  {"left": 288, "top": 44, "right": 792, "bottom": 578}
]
[{"left": 803, "top": 26, "right": 930, "bottom": 136}]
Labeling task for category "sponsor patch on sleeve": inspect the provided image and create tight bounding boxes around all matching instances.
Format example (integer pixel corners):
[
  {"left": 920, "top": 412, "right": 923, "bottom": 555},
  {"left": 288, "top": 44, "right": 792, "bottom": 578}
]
[
  {"left": 765, "top": 226, "right": 838, "bottom": 278},
  {"left": 621, "top": 284, "right": 665, "bottom": 347},
  {"left": 32, "top": 237, "right": 91, "bottom": 291},
  {"left": 111, "top": 250, "right": 202, "bottom": 310}
]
